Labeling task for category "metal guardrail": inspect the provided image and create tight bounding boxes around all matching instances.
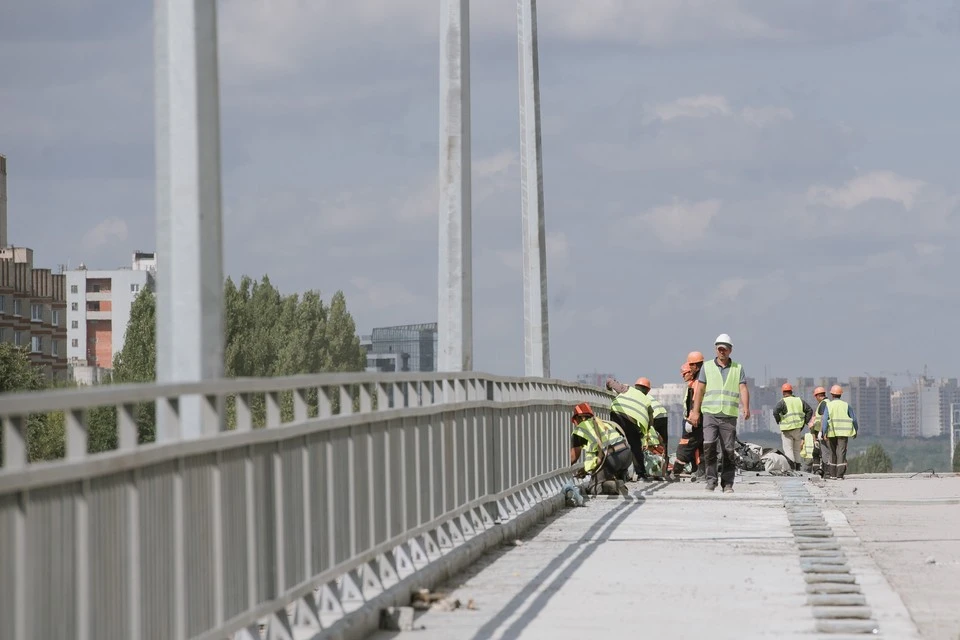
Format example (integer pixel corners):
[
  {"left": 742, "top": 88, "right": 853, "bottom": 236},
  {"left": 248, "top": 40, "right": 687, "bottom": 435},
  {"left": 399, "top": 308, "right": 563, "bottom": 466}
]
[{"left": 0, "top": 372, "right": 611, "bottom": 639}]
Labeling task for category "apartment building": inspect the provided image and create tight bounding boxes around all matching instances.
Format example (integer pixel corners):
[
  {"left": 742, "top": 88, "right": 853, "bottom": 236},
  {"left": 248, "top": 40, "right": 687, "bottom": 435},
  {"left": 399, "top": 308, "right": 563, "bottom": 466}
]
[
  {"left": 65, "top": 251, "right": 156, "bottom": 371},
  {"left": 0, "top": 246, "right": 68, "bottom": 379},
  {"left": 846, "top": 376, "right": 893, "bottom": 437},
  {"left": 894, "top": 378, "right": 956, "bottom": 438}
]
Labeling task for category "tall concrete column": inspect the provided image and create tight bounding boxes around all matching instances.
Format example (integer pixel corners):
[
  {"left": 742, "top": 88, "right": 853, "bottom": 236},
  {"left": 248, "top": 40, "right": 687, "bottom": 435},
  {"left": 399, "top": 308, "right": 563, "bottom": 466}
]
[
  {"left": 437, "top": 0, "right": 473, "bottom": 372},
  {"left": 154, "top": 0, "right": 225, "bottom": 439},
  {"left": 517, "top": 0, "right": 550, "bottom": 378}
]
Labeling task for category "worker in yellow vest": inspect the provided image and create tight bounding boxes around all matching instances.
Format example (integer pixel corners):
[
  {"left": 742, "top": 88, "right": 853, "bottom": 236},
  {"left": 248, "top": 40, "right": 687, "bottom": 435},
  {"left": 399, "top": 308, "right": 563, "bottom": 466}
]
[
  {"left": 606, "top": 377, "right": 656, "bottom": 480},
  {"left": 689, "top": 334, "right": 751, "bottom": 493},
  {"left": 819, "top": 385, "right": 858, "bottom": 479},
  {"left": 569, "top": 403, "right": 633, "bottom": 495},
  {"left": 637, "top": 377, "right": 669, "bottom": 472},
  {"left": 800, "top": 432, "right": 817, "bottom": 473},
  {"left": 807, "top": 386, "right": 828, "bottom": 476},
  {"left": 773, "top": 383, "right": 812, "bottom": 471}
]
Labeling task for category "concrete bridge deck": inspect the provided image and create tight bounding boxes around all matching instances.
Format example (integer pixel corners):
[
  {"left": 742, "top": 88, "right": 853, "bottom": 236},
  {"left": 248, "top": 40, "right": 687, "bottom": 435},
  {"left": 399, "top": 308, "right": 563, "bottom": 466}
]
[{"left": 370, "top": 474, "right": 960, "bottom": 640}]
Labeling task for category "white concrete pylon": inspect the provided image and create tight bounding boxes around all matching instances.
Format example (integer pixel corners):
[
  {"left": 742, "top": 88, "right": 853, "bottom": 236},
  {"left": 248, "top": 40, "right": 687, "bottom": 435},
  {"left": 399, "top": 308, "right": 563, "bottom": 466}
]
[
  {"left": 438, "top": 0, "right": 474, "bottom": 372},
  {"left": 517, "top": 0, "right": 551, "bottom": 378},
  {"left": 154, "top": 0, "right": 225, "bottom": 438}
]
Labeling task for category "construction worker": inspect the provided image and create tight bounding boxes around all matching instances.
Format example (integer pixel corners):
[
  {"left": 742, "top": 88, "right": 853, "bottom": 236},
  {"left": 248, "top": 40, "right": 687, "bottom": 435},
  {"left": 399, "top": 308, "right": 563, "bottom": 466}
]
[
  {"left": 671, "top": 352, "right": 705, "bottom": 481},
  {"left": 807, "top": 387, "right": 828, "bottom": 475},
  {"left": 773, "top": 383, "right": 812, "bottom": 471},
  {"left": 605, "top": 377, "right": 655, "bottom": 479},
  {"left": 637, "top": 377, "right": 669, "bottom": 472},
  {"left": 689, "top": 334, "right": 751, "bottom": 493},
  {"left": 800, "top": 431, "right": 817, "bottom": 473},
  {"left": 569, "top": 402, "right": 633, "bottom": 495},
  {"left": 820, "top": 385, "right": 858, "bottom": 479}
]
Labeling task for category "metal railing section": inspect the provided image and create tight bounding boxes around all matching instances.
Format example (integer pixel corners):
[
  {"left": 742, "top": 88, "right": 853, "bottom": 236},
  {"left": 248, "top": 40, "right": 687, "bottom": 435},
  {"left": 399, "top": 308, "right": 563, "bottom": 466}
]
[{"left": 0, "top": 372, "right": 611, "bottom": 640}]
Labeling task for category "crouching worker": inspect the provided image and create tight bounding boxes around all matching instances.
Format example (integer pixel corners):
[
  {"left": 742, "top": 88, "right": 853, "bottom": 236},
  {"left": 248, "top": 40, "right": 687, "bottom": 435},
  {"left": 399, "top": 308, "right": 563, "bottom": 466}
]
[{"left": 570, "top": 403, "right": 632, "bottom": 496}]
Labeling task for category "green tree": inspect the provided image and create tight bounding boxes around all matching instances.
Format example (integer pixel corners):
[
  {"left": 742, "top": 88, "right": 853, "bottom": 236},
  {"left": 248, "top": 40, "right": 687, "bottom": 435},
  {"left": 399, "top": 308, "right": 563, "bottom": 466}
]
[
  {"left": 110, "top": 288, "right": 158, "bottom": 444},
  {"left": 0, "top": 343, "right": 60, "bottom": 464},
  {"left": 848, "top": 443, "right": 893, "bottom": 474}
]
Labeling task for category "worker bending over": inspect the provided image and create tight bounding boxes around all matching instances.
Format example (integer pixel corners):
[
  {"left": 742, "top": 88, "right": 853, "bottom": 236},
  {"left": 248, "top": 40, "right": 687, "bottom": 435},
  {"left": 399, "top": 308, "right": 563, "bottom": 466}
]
[
  {"left": 820, "top": 385, "right": 858, "bottom": 479},
  {"left": 773, "top": 383, "right": 812, "bottom": 471},
  {"left": 606, "top": 377, "right": 656, "bottom": 480},
  {"left": 569, "top": 403, "right": 632, "bottom": 495},
  {"left": 637, "top": 377, "right": 669, "bottom": 471}
]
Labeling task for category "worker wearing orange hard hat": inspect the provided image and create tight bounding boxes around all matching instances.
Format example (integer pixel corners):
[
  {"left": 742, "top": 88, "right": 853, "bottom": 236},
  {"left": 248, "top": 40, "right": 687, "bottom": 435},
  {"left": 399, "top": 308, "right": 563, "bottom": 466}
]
[
  {"left": 605, "top": 376, "right": 658, "bottom": 480},
  {"left": 819, "top": 385, "right": 858, "bottom": 479},
  {"left": 805, "top": 386, "right": 828, "bottom": 475},
  {"left": 569, "top": 402, "right": 632, "bottom": 495},
  {"left": 636, "top": 377, "right": 670, "bottom": 475},
  {"left": 772, "top": 383, "right": 813, "bottom": 471},
  {"left": 671, "top": 350, "right": 706, "bottom": 481}
]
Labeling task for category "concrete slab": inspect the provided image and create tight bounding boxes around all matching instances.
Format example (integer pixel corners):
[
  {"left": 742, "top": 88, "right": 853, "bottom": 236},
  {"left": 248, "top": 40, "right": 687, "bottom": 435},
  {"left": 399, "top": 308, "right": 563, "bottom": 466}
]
[{"left": 367, "top": 477, "right": 817, "bottom": 640}]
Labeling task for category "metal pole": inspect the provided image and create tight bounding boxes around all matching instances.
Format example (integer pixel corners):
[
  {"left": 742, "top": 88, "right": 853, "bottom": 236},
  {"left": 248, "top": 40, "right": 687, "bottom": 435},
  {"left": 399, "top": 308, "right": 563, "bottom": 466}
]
[
  {"left": 517, "top": 0, "right": 550, "bottom": 378},
  {"left": 437, "top": 0, "right": 473, "bottom": 372},
  {"left": 154, "top": 0, "right": 225, "bottom": 438}
]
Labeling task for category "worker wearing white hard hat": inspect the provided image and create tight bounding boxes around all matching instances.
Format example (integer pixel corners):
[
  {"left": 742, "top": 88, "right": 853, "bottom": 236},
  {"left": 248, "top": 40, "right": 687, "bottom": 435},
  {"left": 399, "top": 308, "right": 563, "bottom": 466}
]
[{"left": 688, "top": 333, "right": 752, "bottom": 493}]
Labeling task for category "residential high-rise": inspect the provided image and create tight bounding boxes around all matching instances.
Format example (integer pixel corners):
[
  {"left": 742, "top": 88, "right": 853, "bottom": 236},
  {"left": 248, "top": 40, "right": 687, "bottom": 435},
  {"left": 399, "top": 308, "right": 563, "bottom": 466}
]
[
  {"left": 65, "top": 252, "right": 156, "bottom": 372},
  {"left": 897, "top": 378, "right": 944, "bottom": 438},
  {"left": 846, "top": 376, "right": 892, "bottom": 437},
  {"left": 362, "top": 323, "right": 437, "bottom": 373},
  {"left": 0, "top": 246, "right": 67, "bottom": 379}
]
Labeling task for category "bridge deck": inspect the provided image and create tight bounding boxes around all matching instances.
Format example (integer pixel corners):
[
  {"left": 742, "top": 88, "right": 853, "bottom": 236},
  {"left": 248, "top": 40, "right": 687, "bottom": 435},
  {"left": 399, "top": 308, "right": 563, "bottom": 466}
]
[{"left": 369, "top": 475, "right": 932, "bottom": 640}]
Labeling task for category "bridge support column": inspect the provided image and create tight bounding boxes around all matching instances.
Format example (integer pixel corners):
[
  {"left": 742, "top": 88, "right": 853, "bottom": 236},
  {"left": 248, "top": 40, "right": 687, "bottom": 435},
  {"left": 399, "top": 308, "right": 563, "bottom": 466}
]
[
  {"left": 438, "top": 0, "right": 474, "bottom": 372},
  {"left": 154, "top": 0, "right": 225, "bottom": 439},
  {"left": 517, "top": 0, "right": 551, "bottom": 378}
]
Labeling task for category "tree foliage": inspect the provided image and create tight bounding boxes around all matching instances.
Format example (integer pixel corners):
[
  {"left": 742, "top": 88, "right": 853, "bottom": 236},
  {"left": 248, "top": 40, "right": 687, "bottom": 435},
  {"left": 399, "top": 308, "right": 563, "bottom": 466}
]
[
  {"left": 953, "top": 442, "right": 960, "bottom": 473},
  {"left": 847, "top": 443, "right": 893, "bottom": 474},
  {"left": 0, "top": 275, "right": 366, "bottom": 466}
]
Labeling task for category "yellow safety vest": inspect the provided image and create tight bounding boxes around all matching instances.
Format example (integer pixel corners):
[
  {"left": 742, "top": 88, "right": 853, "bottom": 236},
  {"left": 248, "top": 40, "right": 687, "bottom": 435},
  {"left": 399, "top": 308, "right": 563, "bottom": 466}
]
[
  {"left": 826, "top": 399, "right": 855, "bottom": 438},
  {"left": 610, "top": 387, "right": 652, "bottom": 431},
  {"left": 780, "top": 396, "right": 804, "bottom": 431},
  {"left": 701, "top": 360, "right": 742, "bottom": 417},
  {"left": 650, "top": 396, "right": 667, "bottom": 419},
  {"left": 812, "top": 399, "right": 826, "bottom": 432},
  {"left": 801, "top": 432, "right": 815, "bottom": 459},
  {"left": 572, "top": 418, "right": 626, "bottom": 473}
]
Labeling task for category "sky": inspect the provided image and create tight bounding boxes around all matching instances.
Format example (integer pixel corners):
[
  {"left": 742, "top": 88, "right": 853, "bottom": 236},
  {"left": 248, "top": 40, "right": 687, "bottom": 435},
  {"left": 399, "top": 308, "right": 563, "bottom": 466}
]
[{"left": 2, "top": 0, "right": 959, "bottom": 387}]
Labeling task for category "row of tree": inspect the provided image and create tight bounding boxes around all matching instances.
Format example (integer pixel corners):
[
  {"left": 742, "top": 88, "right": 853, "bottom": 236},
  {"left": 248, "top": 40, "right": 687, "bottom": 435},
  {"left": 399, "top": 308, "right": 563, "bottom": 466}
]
[{"left": 0, "top": 276, "right": 367, "bottom": 464}]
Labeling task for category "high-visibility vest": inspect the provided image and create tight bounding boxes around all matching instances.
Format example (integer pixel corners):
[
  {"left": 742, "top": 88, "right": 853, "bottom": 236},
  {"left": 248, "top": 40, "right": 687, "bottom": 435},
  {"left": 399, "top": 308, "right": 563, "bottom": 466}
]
[
  {"left": 780, "top": 396, "right": 804, "bottom": 431},
  {"left": 572, "top": 418, "right": 626, "bottom": 473},
  {"left": 610, "top": 387, "right": 651, "bottom": 431},
  {"left": 812, "top": 399, "right": 826, "bottom": 432},
  {"left": 701, "top": 360, "right": 742, "bottom": 417},
  {"left": 650, "top": 396, "right": 667, "bottom": 419},
  {"left": 826, "top": 399, "right": 856, "bottom": 438},
  {"left": 801, "top": 432, "right": 815, "bottom": 459}
]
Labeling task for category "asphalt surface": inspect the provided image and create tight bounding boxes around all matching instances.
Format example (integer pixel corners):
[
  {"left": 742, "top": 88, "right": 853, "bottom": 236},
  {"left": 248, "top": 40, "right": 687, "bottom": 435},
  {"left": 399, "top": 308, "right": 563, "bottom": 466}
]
[{"left": 368, "top": 473, "right": 951, "bottom": 639}]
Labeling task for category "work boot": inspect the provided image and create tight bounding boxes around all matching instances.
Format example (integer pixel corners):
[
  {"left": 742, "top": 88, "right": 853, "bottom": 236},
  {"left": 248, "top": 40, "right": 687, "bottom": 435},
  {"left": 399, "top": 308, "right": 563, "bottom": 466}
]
[{"left": 723, "top": 486, "right": 734, "bottom": 494}]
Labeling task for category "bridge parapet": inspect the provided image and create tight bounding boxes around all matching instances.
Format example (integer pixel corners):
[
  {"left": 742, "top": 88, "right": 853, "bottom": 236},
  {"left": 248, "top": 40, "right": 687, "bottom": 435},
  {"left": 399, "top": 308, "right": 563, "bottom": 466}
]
[{"left": 0, "top": 372, "right": 610, "bottom": 639}]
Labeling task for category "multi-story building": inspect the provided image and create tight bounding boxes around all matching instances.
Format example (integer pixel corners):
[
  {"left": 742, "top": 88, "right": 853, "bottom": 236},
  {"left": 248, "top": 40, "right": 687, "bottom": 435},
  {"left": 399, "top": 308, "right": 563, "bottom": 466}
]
[
  {"left": 897, "top": 378, "right": 944, "bottom": 438},
  {"left": 361, "top": 323, "right": 437, "bottom": 373},
  {"left": 846, "top": 376, "right": 892, "bottom": 437},
  {"left": 576, "top": 371, "right": 618, "bottom": 389},
  {"left": 65, "top": 251, "right": 156, "bottom": 372},
  {"left": 0, "top": 246, "right": 68, "bottom": 379}
]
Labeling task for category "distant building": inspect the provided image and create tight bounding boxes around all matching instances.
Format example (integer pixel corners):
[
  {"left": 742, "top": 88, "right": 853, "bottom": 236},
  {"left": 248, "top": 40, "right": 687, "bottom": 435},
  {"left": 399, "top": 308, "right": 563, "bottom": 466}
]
[
  {"left": 0, "top": 154, "right": 7, "bottom": 248},
  {"left": 575, "top": 371, "right": 617, "bottom": 389},
  {"left": 65, "top": 251, "right": 156, "bottom": 371},
  {"left": 846, "top": 376, "right": 892, "bottom": 437},
  {"left": 362, "top": 323, "right": 437, "bottom": 372},
  {"left": 897, "top": 378, "right": 948, "bottom": 438},
  {"left": 0, "top": 245, "right": 68, "bottom": 379}
]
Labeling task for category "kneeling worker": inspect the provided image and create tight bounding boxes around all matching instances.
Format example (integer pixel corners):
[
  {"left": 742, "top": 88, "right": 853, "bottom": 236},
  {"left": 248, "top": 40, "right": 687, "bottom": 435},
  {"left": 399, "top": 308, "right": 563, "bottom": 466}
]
[{"left": 570, "top": 403, "right": 633, "bottom": 495}]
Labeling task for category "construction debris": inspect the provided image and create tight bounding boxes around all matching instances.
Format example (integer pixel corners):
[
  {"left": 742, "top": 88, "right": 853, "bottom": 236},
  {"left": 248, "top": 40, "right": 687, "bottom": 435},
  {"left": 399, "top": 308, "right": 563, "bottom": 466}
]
[
  {"left": 380, "top": 606, "right": 414, "bottom": 631},
  {"left": 410, "top": 588, "right": 478, "bottom": 612}
]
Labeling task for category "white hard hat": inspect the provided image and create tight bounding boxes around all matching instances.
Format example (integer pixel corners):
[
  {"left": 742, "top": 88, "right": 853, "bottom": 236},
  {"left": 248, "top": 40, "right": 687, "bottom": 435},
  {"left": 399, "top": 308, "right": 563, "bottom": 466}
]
[{"left": 715, "top": 333, "right": 733, "bottom": 346}]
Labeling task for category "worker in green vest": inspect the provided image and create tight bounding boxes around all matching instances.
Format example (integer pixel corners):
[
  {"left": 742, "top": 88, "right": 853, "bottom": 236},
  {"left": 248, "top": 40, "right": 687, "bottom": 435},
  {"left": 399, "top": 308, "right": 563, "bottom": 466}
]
[
  {"left": 637, "top": 377, "right": 669, "bottom": 473},
  {"left": 606, "top": 377, "right": 656, "bottom": 480},
  {"left": 800, "top": 432, "right": 817, "bottom": 473},
  {"left": 569, "top": 402, "right": 633, "bottom": 495},
  {"left": 688, "top": 333, "right": 751, "bottom": 493},
  {"left": 819, "top": 385, "right": 858, "bottom": 479},
  {"left": 773, "top": 383, "right": 813, "bottom": 471},
  {"left": 807, "top": 386, "right": 828, "bottom": 476}
]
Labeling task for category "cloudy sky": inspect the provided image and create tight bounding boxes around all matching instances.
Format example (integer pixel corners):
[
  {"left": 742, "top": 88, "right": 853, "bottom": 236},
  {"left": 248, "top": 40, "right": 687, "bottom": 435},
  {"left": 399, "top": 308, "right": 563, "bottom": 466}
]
[{"left": 2, "top": 1, "right": 959, "bottom": 387}]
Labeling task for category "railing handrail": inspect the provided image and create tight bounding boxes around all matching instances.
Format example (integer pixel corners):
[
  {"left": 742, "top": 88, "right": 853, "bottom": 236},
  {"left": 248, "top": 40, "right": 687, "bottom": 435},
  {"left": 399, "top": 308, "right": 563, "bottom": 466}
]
[{"left": 0, "top": 371, "right": 611, "bottom": 416}]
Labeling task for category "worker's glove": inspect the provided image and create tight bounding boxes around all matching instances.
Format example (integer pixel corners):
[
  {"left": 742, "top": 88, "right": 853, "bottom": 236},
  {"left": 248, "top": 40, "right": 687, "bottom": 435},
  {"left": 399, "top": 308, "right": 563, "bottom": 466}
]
[
  {"left": 573, "top": 468, "right": 587, "bottom": 479},
  {"left": 684, "top": 420, "right": 694, "bottom": 434}
]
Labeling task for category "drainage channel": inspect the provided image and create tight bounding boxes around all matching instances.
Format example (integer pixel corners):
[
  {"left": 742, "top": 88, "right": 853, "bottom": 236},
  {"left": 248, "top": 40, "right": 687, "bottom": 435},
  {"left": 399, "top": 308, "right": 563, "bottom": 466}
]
[{"left": 778, "top": 478, "right": 880, "bottom": 636}]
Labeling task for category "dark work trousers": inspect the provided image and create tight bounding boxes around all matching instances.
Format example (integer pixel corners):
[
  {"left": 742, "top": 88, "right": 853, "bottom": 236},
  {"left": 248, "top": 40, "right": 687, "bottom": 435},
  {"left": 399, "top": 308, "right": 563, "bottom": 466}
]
[
  {"left": 652, "top": 417, "right": 669, "bottom": 464},
  {"left": 818, "top": 435, "right": 831, "bottom": 478},
  {"left": 588, "top": 443, "right": 633, "bottom": 494},
  {"left": 673, "top": 426, "right": 703, "bottom": 475},
  {"left": 610, "top": 411, "right": 647, "bottom": 478},
  {"left": 702, "top": 413, "right": 738, "bottom": 488},
  {"left": 825, "top": 437, "right": 849, "bottom": 478}
]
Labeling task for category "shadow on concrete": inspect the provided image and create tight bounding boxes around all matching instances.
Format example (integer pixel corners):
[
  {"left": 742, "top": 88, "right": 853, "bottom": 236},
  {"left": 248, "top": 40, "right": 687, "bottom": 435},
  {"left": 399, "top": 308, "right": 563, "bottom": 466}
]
[{"left": 466, "top": 496, "right": 645, "bottom": 640}]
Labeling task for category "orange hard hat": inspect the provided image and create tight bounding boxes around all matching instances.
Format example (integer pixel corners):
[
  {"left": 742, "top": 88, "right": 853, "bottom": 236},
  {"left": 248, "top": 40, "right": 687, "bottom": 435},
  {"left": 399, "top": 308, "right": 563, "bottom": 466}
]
[
  {"left": 686, "top": 351, "right": 704, "bottom": 364},
  {"left": 572, "top": 402, "right": 594, "bottom": 422},
  {"left": 830, "top": 384, "right": 843, "bottom": 396},
  {"left": 781, "top": 383, "right": 793, "bottom": 392},
  {"left": 813, "top": 386, "right": 826, "bottom": 396},
  {"left": 636, "top": 377, "right": 652, "bottom": 388}
]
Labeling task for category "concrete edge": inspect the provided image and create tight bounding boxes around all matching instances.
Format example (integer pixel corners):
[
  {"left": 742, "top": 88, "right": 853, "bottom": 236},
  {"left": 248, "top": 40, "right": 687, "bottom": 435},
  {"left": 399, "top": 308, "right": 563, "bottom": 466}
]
[
  {"left": 315, "top": 491, "right": 568, "bottom": 640},
  {"left": 818, "top": 507, "right": 923, "bottom": 639}
]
